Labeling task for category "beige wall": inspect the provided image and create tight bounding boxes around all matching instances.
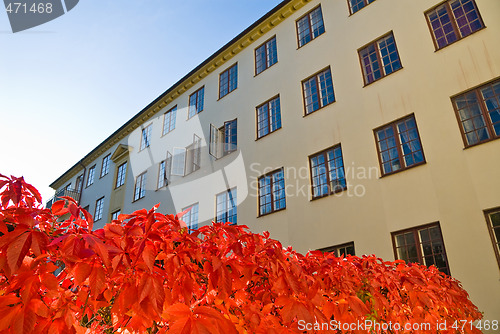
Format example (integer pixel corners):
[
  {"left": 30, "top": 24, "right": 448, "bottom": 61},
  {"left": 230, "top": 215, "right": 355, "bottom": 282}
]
[{"left": 52, "top": 0, "right": 500, "bottom": 323}]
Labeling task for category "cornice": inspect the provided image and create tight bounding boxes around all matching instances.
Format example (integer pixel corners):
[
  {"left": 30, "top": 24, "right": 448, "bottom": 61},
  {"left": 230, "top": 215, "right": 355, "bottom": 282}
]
[{"left": 50, "top": 0, "right": 311, "bottom": 190}]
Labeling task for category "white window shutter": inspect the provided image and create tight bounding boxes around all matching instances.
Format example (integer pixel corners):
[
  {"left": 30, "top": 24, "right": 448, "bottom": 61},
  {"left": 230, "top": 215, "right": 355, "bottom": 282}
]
[{"left": 172, "top": 147, "right": 186, "bottom": 176}]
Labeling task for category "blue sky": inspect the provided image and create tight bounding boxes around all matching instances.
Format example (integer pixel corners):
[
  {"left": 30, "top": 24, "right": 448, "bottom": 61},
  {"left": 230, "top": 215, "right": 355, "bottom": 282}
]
[{"left": 0, "top": 0, "right": 283, "bottom": 202}]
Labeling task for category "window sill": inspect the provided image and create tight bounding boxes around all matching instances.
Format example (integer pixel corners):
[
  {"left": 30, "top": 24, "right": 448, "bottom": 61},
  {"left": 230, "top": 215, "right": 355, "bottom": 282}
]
[
  {"left": 258, "top": 207, "right": 286, "bottom": 218},
  {"left": 132, "top": 197, "right": 145, "bottom": 203},
  {"left": 218, "top": 87, "right": 238, "bottom": 101},
  {"left": 297, "top": 31, "right": 326, "bottom": 50},
  {"left": 187, "top": 111, "right": 202, "bottom": 120},
  {"left": 310, "top": 186, "right": 347, "bottom": 201},
  {"left": 254, "top": 61, "right": 278, "bottom": 77},
  {"left": 256, "top": 127, "right": 282, "bottom": 141},
  {"left": 161, "top": 129, "right": 175, "bottom": 138},
  {"left": 463, "top": 136, "right": 500, "bottom": 149},
  {"left": 303, "top": 100, "right": 335, "bottom": 117},
  {"left": 432, "top": 27, "right": 486, "bottom": 52},
  {"left": 362, "top": 67, "right": 404, "bottom": 87},
  {"left": 184, "top": 168, "right": 201, "bottom": 177},
  {"left": 212, "top": 150, "right": 237, "bottom": 161},
  {"left": 348, "top": 0, "right": 376, "bottom": 16},
  {"left": 379, "top": 161, "right": 426, "bottom": 178}
]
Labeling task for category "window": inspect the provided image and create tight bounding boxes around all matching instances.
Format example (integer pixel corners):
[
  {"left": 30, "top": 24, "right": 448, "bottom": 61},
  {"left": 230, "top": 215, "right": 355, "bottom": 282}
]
[
  {"left": 359, "top": 32, "right": 402, "bottom": 85},
  {"left": 219, "top": 64, "right": 238, "bottom": 99},
  {"left": 185, "top": 135, "right": 202, "bottom": 175},
  {"left": 224, "top": 120, "right": 237, "bottom": 154},
  {"left": 158, "top": 161, "right": 167, "bottom": 189},
  {"left": 302, "top": 67, "right": 335, "bottom": 115},
  {"left": 210, "top": 119, "right": 237, "bottom": 159},
  {"left": 309, "top": 145, "right": 346, "bottom": 199},
  {"left": 257, "top": 96, "right": 282, "bottom": 139},
  {"left": 451, "top": 79, "right": 500, "bottom": 147},
  {"left": 216, "top": 188, "right": 237, "bottom": 225},
  {"left": 75, "top": 174, "right": 83, "bottom": 192},
  {"left": 170, "top": 135, "right": 201, "bottom": 176},
  {"left": 94, "top": 197, "right": 104, "bottom": 221},
  {"left": 374, "top": 115, "right": 425, "bottom": 176},
  {"left": 86, "top": 165, "right": 95, "bottom": 187},
  {"left": 296, "top": 6, "right": 325, "bottom": 47},
  {"left": 183, "top": 203, "right": 199, "bottom": 230},
  {"left": 134, "top": 172, "right": 147, "bottom": 201},
  {"left": 172, "top": 148, "right": 186, "bottom": 176},
  {"left": 255, "top": 36, "right": 278, "bottom": 75},
  {"left": 111, "top": 210, "right": 121, "bottom": 221},
  {"left": 162, "top": 106, "right": 177, "bottom": 135},
  {"left": 258, "top": 168, "right": 286, "bottom": 216},
  {"left": 485, "top": 208, "right": 500, "bottom": 268},
  {"left": 140, "top": 124, "right": 152, "bottom": 150},
  {"left": 157, "top": 153, "right": 172, "bottom": 189},
  {"left": 100, "top": 154, "right": 111, "bottom": 178},
  {"left": 115, "top": 162, "right": 127, "bottom": 188},
  {"left": 425, "top": 0, "right": 484, "bottom": 50},
  {"left": 392, "top": 223, "right": 450, "bottom": 275},
  {"left": 320, "top": 242, "right": 356, "bottom": 257},
  {"left": 188, "top": 87, "right": 205, "bottom": 118},
  {"left": 348, "top": 0, "right": 375, "bottom": 14}
]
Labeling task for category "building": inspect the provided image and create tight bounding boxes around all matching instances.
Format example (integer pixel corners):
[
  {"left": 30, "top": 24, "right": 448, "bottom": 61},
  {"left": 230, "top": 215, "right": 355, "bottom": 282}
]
[{"left": 48, "top": 0, "right": 500, "bottom": 322}]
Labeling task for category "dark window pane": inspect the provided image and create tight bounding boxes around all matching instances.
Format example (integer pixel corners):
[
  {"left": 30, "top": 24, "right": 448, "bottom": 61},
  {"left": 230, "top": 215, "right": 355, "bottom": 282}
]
[{"left": 393, "top": 224, "right": 450, "bottom": 274}]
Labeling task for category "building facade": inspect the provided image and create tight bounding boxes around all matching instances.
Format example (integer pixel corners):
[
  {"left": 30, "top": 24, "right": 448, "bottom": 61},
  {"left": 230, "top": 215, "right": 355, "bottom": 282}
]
[{"left": 49, "top": 0, "right": 500, "bottom": 322}]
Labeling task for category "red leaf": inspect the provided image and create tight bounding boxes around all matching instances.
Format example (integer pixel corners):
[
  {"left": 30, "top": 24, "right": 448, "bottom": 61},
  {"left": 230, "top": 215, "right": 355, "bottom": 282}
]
[
  {"left": 168, "top": 317, "right": 192, "bottom": 334},
  {"left": 0, "top": 304, "right": 21, "bottom": 332},
  {"left": 89, "top": 264, "right": 106, "bottom": 295},
  {"left": 74, "top": 262, "right": 92, "bottom": 285},
  {"left": 51, "top": 200, "right": 68, "bottom": 215},
  {"left": 41, "top": 272, "right": 59, "bottom": 291},
  {"left": 31, "top": 231, "right": 48, "bottom": 256},
  {"left": 348, "top": 296, "right": 370, "bottom": 316},
  {"left": 166, "top": 303, "right": 191, "bottom": 320},
  {"left": 30, "top": 299, "right": 49, "bottom": 318},
  {"left": 142, "top": 243, "right": 156, "bottom": 272},
  {"left": 7, "top": 231, "right": 32, "bottom": 272},
  {"left": 24, "top": 182, "right": 42, "bottom": 204},
  {"left": 83, "top": 234, "right": 110, "bottom": 267}
]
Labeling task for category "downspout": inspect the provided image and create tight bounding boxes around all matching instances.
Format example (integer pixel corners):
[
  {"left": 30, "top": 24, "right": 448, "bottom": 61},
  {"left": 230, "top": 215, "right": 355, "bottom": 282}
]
[{"left": 77, "top": 159, "right": 86, "bottom": 206}]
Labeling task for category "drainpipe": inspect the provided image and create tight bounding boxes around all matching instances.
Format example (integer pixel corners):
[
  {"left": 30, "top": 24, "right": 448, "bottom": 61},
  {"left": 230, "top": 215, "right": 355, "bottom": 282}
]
[{"left": 77, "top": 159, "right": 86, "bottom": 206}]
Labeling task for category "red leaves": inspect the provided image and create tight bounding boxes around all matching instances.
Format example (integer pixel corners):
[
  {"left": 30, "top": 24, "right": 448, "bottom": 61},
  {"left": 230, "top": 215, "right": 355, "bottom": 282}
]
[
  {"left": 0, "top": 174, "right": 485, "bottom": 333},
  {"left": 165, "top": 304, "right": 237, "bottom": 334},
  {"left": 0, "top": 174, "right": 41, "bottom": 209}
]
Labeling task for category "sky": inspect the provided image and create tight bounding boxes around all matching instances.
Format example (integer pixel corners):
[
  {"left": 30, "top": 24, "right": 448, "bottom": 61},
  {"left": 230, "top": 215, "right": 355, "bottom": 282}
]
[{"left": 0, "top": 0, "right": 284, "bottom": 203}]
